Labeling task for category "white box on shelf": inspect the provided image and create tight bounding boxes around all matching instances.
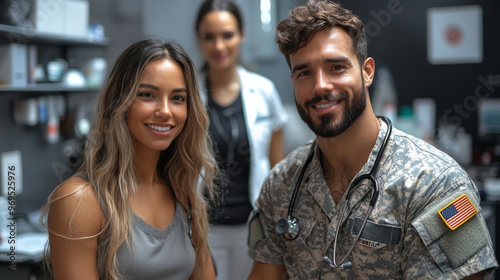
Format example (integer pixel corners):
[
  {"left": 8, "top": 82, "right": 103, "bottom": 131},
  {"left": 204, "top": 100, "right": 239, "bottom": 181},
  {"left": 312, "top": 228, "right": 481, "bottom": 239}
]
[
  {"left": 35, "top": 0, "right": 65, "bottom": 35},
  {"left": 1, "top": 150, "right": 23, "bottom": 196},
  {"left": 0, "top": 44, "right": 28, "bottom": 86},
  {"left": 64, "top": 0, "right": 89, "bottom": 38},
  {"left": 0, "top": 196, "right": 8, "bottom": 247}
]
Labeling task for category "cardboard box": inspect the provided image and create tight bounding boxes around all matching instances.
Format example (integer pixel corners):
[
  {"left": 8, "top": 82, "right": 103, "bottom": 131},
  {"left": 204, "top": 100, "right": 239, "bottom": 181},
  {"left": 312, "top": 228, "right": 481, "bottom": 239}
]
[{"left": 0, "top": 44, "right": 28, "bottom": 85}]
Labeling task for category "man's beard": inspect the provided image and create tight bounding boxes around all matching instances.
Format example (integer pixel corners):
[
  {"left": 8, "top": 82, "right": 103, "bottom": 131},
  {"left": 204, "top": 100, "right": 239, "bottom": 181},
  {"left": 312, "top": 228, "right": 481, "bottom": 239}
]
[{"left": 295, "top": 81, "right": 367, "bottom": 138}]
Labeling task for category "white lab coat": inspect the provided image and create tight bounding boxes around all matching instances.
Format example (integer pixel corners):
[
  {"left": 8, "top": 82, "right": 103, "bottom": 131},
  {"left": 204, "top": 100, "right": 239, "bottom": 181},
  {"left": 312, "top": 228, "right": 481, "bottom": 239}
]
[{"left": 199, "top": 66, "right": 288, "bottom": 206}]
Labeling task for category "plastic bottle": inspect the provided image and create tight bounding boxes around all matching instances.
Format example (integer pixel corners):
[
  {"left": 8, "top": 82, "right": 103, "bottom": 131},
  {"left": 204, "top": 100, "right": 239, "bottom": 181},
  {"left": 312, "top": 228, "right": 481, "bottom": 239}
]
[
  {"left": 371, "top": 66, "right": 398, "bottom": 125},
  {"left": 397, "top": 106, "right": 422, "bottom": 139},
  {"left": 46, "top": 96, "right": 60, "bottom": 144}
]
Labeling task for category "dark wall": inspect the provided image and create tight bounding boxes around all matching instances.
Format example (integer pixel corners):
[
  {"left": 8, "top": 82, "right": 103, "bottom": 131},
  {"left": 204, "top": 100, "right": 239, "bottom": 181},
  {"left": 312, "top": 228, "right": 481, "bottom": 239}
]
[{"left": 339, "top": 0, "right": 500, "bottom": 151}]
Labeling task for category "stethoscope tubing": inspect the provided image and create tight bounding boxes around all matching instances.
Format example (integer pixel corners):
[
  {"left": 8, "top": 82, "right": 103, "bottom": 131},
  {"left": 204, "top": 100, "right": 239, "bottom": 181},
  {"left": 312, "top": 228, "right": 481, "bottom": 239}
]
[
  {"left": 286, "top": 143, "right": 316, "bottom": 221},
  {"left": 280, "top": 116, "right": 393, "bottom": 268},
  {"left": 332, "top": 117, "right": 392, "bottom": 267}
]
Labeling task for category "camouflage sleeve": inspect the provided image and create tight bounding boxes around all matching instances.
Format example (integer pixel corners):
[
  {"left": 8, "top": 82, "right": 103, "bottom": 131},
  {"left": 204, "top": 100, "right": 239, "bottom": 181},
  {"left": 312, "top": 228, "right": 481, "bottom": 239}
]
[
  {"left": 404, "top": 168, "right": 498, "bottom": 279},
  {"left": 248, "top": 164, "right": 288, "bottom": 265}
]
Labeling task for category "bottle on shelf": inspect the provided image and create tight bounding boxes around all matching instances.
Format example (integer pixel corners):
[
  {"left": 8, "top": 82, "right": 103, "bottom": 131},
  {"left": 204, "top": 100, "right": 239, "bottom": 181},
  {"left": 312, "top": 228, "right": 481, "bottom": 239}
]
[
  {"left": 397, "top": 106, "right": 422, "bottom": 139},
  {"left": 371, "top": 66, "right": 398, "bottom": 125}
]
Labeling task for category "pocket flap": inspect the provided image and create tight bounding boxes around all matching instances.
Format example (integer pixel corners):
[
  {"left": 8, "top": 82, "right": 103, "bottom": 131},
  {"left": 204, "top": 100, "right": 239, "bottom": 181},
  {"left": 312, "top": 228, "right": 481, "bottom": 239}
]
[
  {"left": 412, "top": 189, "right": 480, "bottom": 244},
  {"left": 412, "top": 189, "right": 488, "bottom": 269}
]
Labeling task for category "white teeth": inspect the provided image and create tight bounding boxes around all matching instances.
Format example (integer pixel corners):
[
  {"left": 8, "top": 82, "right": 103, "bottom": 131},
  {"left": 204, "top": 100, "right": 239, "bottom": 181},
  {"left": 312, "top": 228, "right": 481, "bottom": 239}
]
[
  {"left": 314, "top": 101, "right": 339, "bottom": 109},
  {"left": 147, "top": 124, "right": 171, "bottom": 132}
]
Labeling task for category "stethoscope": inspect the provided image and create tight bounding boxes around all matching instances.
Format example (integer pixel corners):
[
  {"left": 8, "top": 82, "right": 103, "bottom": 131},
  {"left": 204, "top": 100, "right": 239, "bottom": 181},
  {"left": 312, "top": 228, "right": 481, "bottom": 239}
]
[{"left": 274, "top": 116, "right": 392, "bottom": 269}]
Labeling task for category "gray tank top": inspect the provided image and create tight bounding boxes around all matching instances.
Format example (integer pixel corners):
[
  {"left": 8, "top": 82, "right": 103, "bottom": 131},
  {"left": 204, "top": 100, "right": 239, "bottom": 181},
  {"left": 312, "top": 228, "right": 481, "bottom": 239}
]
[{"left": 117, "top": 202, "right": 196, "bottom": 279}]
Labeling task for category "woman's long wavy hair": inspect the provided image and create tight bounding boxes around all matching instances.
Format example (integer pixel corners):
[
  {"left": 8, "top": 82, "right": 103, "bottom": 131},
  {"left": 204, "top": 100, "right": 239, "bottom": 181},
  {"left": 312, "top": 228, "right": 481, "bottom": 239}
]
[
  {"left": 41, "top": 38, "right": 218, "bottom": 280},
  {"left": 275, "top": 0, "right": 367, "bottom": 68}
]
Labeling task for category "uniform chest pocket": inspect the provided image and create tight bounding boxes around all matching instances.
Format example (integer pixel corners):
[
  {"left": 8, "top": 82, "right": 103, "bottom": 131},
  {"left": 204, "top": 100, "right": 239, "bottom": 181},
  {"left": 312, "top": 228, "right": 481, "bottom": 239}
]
[
  {"left": 346, "top": 217, "right": 402, "bottom": 248},
  {"left": 295, "top": 217, "right": 316, "bottom": 242},
  {"left": 345, "top": 217, "right": 405, "bottom": 278},
  {"left": 284, "top": 217, "right": 321, "bottom": 279}
]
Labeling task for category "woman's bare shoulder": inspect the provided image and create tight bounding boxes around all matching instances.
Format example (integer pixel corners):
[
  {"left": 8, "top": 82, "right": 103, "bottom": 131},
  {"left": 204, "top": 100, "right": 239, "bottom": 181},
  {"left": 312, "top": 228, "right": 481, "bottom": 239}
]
[
  {"left": 51, "top": 175, "right": 91, "bottom": 195},
  {"left": 48, "top": 175, "right": 105, "bottom": 238}
]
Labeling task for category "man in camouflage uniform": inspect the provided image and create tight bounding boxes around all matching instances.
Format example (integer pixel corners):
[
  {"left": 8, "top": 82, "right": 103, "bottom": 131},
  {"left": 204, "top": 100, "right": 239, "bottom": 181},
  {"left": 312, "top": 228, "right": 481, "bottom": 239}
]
[{"left": 247, "top": 0, "right": 498, "bottom": 279}]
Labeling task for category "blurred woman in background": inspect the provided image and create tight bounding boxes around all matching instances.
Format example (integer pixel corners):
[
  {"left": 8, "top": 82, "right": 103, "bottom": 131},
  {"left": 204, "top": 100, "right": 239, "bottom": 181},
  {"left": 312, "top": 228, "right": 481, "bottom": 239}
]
[{"left": 195, "top": 1, "right": 288, "bottom": 279}]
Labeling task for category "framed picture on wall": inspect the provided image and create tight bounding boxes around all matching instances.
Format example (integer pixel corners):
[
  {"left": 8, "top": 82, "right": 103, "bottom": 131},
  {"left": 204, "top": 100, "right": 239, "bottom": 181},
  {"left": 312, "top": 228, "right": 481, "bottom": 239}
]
[{"left": 427, "top": 5, "right": 483, "bottom": 65}]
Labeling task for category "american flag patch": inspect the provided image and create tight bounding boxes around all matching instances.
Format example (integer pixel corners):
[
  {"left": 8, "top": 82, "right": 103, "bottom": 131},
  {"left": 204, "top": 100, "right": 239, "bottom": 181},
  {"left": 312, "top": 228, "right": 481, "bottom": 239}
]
[{"left": 438, "top": 194, "right": 478, "bottom": 230}]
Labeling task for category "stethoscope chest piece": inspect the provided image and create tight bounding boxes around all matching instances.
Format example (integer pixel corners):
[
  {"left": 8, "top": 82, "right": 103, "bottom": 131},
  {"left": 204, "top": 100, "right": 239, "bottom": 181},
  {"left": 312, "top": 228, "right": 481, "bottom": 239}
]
[
  {"left": 274, "top": 116, "right": 393, "bottom": 269},
  {"left": 275, "top": 216, "right": 301, "bottom": 240}
]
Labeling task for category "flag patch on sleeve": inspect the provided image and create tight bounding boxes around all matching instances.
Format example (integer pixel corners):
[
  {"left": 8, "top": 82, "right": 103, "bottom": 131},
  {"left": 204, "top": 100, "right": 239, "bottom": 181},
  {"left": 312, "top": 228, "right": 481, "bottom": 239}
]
[{"left": 438, "top": 194, "right": 478, "bottom": 230}]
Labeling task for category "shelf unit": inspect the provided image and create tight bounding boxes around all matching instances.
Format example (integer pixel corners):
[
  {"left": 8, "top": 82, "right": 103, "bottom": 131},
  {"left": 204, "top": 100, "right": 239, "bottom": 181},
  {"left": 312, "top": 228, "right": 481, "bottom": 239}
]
[
  {"left": 0, "top": 23, "right": 109, "bottom": 46},
  {"left": 0, "top": 23, "right": 109, "bottom": 94},
  {"left": 0, "top": 83, "right": 101, "bottom": 93}
]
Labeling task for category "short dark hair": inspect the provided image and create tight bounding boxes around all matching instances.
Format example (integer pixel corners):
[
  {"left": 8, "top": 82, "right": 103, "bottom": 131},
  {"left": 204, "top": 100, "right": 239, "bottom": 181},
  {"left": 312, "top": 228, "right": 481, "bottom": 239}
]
[{"left": 275, "top": 0, "right": 367, "bottom": 68}]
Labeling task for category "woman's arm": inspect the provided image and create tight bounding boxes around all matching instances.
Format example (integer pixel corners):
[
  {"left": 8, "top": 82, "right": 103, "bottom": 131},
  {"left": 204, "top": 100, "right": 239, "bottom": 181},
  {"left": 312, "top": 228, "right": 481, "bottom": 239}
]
[
  {"left": 463, "top": 272, "right": 485, "bottom": 280},
  {"left": 248, "top": 261, "right": 287, "bottom": 280},
  {"left": 198, "top": 246, "right": 216, "bottom": 280},
  {"left": 188, "top": 208, "right": 216, "bottom": 280},
  {"left": 47, "top": 176, "right": 105, "bottom": 280},
  {"left": 269, "top": 129, "right": 285, "bottom": 168}
]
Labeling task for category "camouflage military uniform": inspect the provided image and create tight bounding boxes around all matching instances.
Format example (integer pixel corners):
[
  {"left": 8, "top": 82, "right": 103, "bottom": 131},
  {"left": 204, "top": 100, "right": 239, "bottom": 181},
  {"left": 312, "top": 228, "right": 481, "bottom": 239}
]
[{"left": 248, "top": 120, "right": 498, "bottom": 279}]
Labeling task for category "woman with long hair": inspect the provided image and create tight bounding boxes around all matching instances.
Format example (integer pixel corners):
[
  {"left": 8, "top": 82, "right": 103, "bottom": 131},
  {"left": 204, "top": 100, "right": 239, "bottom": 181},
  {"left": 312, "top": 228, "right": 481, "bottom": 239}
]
[
  {"left": 195, "top": 1, "right": 288, "bottom": 279},
  {"left": 41, "top": 38, "right": 218, "bottom": 280}
]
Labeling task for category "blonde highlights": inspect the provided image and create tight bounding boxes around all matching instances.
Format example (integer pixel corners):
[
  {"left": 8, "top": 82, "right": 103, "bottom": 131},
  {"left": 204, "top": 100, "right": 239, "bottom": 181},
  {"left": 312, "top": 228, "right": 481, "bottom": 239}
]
[{"left": 42, "top": 38, "right": 218, "bottom": 279}]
